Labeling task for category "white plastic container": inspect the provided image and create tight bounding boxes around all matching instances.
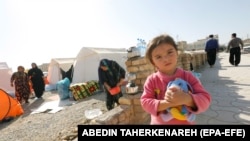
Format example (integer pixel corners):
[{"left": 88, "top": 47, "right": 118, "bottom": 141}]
[
  {"left": 127, "top": 46, "right": 140, "bottom": 58},
  {"left": 84, "top": 109, "right": 103, "bottom": 120}
]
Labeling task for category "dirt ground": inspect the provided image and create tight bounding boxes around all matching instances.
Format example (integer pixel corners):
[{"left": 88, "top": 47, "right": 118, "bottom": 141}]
[{"left": 0, "top": 90, "right": 108, "bottom": 141}]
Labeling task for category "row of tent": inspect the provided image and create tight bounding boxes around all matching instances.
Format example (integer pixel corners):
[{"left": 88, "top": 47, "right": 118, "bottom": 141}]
[
  {"left": 0, "top": 47, "right": 128, "bottom": 93},
  {"left": 0, "top": 62, "right": 14, "bottom": 93},
  {"left": 0, "top": 47, "right": 128, "bottom": 120},
  {"left": 47, "top": 47, "right": 127, "bottom": 85},
  {"left": 47, "top": 47, "right": 127, "bottom": 84}
]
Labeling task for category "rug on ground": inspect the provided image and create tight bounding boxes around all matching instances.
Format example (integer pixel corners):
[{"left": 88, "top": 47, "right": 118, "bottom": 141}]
[{"left": 69, "top": 80, "right": 100, "bottom": 101}]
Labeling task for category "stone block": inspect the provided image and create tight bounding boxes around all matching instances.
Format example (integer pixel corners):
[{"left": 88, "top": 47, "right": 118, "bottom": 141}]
[
  {"left": 134, "top": 105, "right": 144, "bottom": 112},
  {"left": 138, "top": 85, "right": 143, "bottom": 91},
  {"left": 135, "top": 79, "right": 141, "bottom": 85},
  {"left": 107, "top": 118, "right": 118, "bottom": 125},
  {"left": 136, "top": 112, "right": 149, "bottom": 119},
  {"left": 132, "top": 57, "right": 147, "bottom": 66},
  {"left": 133, "top": 98, "right": 141, "bottom": 105},
  {"left": 118, "top": 112, "right": 126, "bottom": 122},
  {"left": 94, "top": 106, "right": 124, "bottom": 124},
  {"left": 118, "top": 117, "right": 130, "bottom": 124},
  {"left": 140, "top": 78, "right": 146, "bottom": 85},
  {"left": 124, "top": 107, "right": 132, "bottom": 118},
  {"left": 127, "top": 66, "right": 139, "bottom": 73},
  {"left": 138, "top": 64, "right": 154, "bottom": 71},
  {"left": 133, "top": 113, "right": 150, "bottom": 124},
  {"left": 136, "top": 71, "right": 151, "bottom": 79},
  {"left": 119, "top": 97, "right": 132, "bottom": 105},
  {"left": 125, "top": 60, "right": 132, "bottom": 67}
]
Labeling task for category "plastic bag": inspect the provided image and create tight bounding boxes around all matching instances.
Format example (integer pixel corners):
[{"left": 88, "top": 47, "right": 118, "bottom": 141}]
[
  {"left": 56, "top": 78, "right": 70, "bottom": 100},
  {"left": 84, "top": 109, "right": 102, "bottom": 120}
]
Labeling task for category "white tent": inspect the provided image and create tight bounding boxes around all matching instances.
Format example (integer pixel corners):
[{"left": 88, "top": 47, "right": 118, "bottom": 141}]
[
  {"left": 72, "top": 47, "right": 127, "bottom": 84},
  {"left": 47, "top": 58, "right": 75, "bottom": 85},
  {"left": 0, "top": 62, "right": 14, "bottom": 93}
]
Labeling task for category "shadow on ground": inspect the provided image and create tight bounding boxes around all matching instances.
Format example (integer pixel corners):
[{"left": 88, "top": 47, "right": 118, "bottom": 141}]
[{"left": 196, "top": 53, "right": 250, "bottom": 124}]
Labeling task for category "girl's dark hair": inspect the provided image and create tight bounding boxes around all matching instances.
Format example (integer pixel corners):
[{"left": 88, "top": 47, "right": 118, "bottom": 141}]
[{"left": 145, "top": 34, "right": 178, "bottom": 64}]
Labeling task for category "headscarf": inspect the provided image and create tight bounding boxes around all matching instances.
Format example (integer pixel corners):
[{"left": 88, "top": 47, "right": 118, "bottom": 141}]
[
  {"left": 99, "top": 59, "right": 114, "bottom": 75},
  {"left": 99, "top": 59, "right": 112, "bottom": 68},
  {"left": 31, "top": 63, "right": 38, "bottom": 68},
  {"left": 98, "top": 59, "right": 117, "bottom": 87},
  {"left": 17, "top": 66, "right": 25, "bottom": 72}
]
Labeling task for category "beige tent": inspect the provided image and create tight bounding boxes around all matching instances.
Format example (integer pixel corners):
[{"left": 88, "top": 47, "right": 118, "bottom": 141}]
[
  {"left": 0, "top": 62, "right": 14, "bottom": 93},
  {"left": 47, "top": 58, "right": 75, "bottom": 85},
  {"left": 72, "top": 47, "right": 127, "bottom": 84}
]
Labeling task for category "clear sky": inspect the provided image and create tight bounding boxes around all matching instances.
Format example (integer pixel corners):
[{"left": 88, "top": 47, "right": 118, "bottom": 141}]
[{"left": 1, "top": 0, "right": 250, "bottom": 70}]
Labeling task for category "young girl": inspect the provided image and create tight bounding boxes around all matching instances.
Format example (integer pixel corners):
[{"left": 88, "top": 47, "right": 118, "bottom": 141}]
[{"left": 140, "top": 34, "right": 211, "bottom": 125}]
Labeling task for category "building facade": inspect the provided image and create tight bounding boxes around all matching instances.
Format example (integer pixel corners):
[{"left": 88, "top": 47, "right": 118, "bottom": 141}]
[{"left": 186, "top": 34, "right": 219, "bottom": 51}]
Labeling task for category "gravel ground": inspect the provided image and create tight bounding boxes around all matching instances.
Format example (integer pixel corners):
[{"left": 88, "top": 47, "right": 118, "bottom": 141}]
[{"left": 0, "top": 91, "right": 108, "bottom": 141}]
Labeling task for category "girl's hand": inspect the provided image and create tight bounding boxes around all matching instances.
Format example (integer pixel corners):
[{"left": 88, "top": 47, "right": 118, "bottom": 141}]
[{"left": 164, "top": 86, "right": 189, "bottom": 106}]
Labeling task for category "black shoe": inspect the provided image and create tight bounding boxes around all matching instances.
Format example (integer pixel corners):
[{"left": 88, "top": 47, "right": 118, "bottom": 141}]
[{"left": 107, "top": 107, "right": 113, "bottom": 111}]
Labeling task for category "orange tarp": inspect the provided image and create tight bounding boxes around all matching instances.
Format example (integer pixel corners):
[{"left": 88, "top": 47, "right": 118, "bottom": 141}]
[
  {"left": 44, "top": 76, "right": 49, "bottom": 84},
  {"left": 0, "top": 89, "right": 24, "bottom": 121}
]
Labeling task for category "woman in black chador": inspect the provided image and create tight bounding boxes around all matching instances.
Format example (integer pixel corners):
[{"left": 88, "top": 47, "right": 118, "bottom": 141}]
[
  {"left": 98, "top": 59, "right": 126, "bottom": 110},
  {"left": 28, "top": 63, "right": 45, "bottom": 98}
]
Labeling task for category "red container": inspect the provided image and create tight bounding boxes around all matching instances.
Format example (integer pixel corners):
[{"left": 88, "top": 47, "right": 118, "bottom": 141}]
[{"left": 109, "top": 86, "right": 121, "bottom": 95}]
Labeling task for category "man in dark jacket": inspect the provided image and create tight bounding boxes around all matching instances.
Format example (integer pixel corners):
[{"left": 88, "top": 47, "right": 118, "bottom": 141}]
[{"left": 205, "top": 34, "right": 219, "bottom": 68}]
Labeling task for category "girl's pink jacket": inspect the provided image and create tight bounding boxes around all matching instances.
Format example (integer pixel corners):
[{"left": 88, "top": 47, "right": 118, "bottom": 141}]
[{"left": 141, "top": 68, "right": 211, "bottom": 125}]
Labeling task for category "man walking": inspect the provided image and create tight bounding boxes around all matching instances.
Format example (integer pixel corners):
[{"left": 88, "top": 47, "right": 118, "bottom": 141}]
[
  {"left": 205, "top": 34, "right": 219, "bottom": 68},
  {"left": 227, "top": 33, "right": 244, "bottom": 66}
]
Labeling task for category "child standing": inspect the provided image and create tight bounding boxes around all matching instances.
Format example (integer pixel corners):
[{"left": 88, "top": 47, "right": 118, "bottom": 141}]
[{"left": 140, "top": 34, "right": 211, "bottom": 125}]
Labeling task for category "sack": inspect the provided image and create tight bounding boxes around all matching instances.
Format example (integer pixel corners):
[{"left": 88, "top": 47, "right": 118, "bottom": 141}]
[{"left": 56, "top": 78, "right": 70, "bottom": 100}]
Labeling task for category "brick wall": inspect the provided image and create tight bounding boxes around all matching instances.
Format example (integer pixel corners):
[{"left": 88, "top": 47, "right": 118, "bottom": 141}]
[
  {"left": 124, "top": 51, "right": 207, "bottom": 91},
  {"left": 89, "top": 93, "right": 150, "bottom": 125},
  {"left": 88, "top": 51, "right": 207, "bottom": 125},
  {"left": 126, "top": 57, "right": 155, "bottom": 91}
]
